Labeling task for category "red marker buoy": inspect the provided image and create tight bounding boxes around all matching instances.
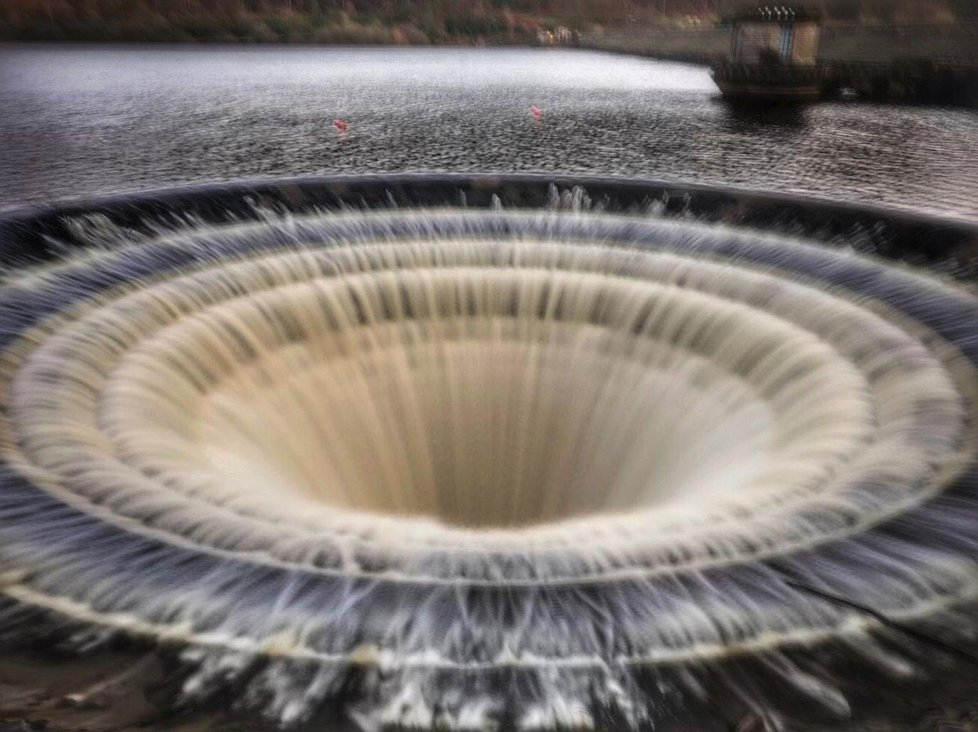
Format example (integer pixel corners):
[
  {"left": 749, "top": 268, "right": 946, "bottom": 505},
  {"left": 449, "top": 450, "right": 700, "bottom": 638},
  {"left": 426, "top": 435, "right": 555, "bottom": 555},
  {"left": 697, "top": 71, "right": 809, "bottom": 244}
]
[
  {"left": 530, "top": 105, "right": 543, "bottom": 121},
  {"left": 334, "top": 118, "right": 347, "bottom": 132}
]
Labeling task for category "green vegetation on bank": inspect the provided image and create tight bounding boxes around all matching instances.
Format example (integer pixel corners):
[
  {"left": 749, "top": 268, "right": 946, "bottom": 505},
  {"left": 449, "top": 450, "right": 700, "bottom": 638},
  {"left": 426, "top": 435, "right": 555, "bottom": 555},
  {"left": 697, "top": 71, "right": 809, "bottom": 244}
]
[
  {"left": 1, "top": 1, "right": 973, "bottom": 45},
  {"left": 0, "top": 14, "right": 421, "bottom": 45}
]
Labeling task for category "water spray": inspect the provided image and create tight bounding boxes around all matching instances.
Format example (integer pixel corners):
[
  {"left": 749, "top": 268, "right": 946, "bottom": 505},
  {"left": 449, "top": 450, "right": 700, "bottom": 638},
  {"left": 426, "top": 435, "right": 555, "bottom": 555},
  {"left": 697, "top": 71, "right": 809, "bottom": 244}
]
[{"left": 0, "top": 174, "right": 976, "bottom": 730}]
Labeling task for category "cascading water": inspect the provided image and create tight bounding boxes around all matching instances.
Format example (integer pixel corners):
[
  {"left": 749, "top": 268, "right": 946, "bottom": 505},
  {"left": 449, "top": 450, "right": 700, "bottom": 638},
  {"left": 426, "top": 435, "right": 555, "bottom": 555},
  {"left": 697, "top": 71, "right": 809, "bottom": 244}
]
[{"left": 0, "top": 174, "right": 976, "bottom": 730}]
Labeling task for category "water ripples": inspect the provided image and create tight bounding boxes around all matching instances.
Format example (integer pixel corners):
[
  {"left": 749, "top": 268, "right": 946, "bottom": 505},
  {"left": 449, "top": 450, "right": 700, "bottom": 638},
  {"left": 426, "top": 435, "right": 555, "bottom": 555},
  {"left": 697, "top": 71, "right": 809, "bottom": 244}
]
[{"left": 1, "top": 46, "right": 976, "bottom": 220}]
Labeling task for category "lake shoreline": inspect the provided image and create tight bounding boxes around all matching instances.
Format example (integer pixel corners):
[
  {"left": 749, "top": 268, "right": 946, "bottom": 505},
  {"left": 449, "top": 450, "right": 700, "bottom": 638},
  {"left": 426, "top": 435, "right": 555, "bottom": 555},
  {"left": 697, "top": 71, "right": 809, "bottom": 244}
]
[{"left": 6, "top": 21, "right": 976, "bottom": 108}]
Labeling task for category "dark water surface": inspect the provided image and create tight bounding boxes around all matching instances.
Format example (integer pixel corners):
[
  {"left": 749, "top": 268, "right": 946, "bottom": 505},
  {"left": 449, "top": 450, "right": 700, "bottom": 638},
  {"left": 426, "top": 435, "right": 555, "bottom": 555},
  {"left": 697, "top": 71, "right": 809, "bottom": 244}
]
[{"left": 1, "top": 44, "right": 977, "bottom": 219}]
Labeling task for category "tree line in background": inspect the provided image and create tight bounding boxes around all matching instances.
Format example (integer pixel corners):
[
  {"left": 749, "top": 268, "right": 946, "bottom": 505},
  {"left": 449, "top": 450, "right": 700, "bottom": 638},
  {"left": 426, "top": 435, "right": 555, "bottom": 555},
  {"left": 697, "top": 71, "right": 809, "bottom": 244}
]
[{"left": 0, "top": 0, "right": 972, "bottom": 44}]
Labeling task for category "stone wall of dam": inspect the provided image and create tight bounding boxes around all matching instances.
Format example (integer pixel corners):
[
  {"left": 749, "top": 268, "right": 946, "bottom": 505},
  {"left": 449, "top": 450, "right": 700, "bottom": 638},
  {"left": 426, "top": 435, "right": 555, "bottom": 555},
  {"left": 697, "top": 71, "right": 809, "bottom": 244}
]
[
  {"left": 581, "top": 23, "right": 978, "bottom": 105},
  {"left": 580, "top": 27, "right": 730, "bottom": 64},
  {"left": 582, "top": 23, "right": 978, "bottom": 67}
]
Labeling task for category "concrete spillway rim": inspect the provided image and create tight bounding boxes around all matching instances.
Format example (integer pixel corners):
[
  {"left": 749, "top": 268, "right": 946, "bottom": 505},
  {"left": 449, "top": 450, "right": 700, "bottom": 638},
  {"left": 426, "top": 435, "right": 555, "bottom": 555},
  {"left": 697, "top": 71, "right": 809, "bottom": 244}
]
[{"left": 1, "top": 172, "right": 976, "bottom": 238}]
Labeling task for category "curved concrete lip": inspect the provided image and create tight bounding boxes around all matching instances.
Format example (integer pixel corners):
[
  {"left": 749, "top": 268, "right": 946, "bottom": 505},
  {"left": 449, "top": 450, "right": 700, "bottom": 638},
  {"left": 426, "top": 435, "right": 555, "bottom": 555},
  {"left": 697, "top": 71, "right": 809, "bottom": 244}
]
[{"left": 2, "top": 170, "right": 975, "bottom": 229}]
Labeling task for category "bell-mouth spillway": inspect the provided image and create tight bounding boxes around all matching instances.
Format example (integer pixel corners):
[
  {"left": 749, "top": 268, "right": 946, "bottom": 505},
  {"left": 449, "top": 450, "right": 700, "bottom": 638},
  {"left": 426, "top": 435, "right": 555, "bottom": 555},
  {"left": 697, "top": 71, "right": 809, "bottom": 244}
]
[{"left": 0, "top": 173, "right": 977, "bottom": 731}]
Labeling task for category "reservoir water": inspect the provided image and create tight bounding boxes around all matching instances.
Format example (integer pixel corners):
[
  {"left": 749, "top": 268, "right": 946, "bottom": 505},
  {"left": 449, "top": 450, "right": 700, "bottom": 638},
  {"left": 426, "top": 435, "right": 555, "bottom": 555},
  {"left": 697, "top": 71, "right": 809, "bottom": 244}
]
[
  {"left": 2, "top": 42, "right": 978, "bottom": 732},
  {"left": 1, "top": 44, "right": 977, "bottom": 219}
]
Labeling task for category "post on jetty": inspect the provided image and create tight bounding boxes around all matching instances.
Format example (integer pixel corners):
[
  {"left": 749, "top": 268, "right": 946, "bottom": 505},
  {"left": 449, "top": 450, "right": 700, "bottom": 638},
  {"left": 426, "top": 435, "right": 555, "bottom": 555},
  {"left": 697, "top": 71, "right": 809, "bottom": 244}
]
[{"left": 711, "top": 6, "right": 824, "bottom": 101}]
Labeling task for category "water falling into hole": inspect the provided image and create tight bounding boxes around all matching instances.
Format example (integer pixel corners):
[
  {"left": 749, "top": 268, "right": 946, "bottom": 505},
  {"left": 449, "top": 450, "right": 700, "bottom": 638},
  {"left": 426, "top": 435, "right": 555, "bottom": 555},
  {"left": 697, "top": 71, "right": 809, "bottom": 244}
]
[
  {"left": 1, "top": 176, "right": 977, "bottom": 730},
  {"left": 103, "top": 260, "right": 848, "bottom": 530}
]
